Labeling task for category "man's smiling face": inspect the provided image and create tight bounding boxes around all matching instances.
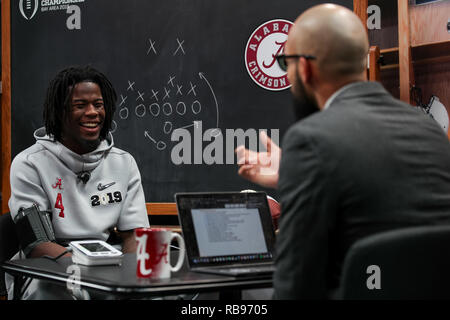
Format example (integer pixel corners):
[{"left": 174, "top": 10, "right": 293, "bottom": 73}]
[{"left": 61, "top": 81, "right": 105, "bottom": 154}]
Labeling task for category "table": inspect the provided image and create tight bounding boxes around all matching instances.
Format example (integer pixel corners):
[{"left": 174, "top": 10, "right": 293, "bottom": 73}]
[{"left": 1, "top": 253, "right": 273, "bottom": 300}]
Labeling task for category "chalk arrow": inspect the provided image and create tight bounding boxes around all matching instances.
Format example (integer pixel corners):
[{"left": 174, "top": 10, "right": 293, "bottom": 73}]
[
  {"left": 199, "top": 72, "right": 219, "bottom": 128},
  {"left": 177, "top": 120, "right": 201, "bottom": 130},
  {"left": 144, "top": 131, "right": 156, "bottom": 144}
]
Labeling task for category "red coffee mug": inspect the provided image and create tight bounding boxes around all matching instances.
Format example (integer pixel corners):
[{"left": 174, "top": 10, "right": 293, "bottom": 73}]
[{"left": 135, "top": 228, "right": 185, "bottom": 279}]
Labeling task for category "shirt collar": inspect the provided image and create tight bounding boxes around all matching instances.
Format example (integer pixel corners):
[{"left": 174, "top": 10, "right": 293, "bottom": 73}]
[{"left": 323, "top": 81, "right": 364, "bottom": 110}]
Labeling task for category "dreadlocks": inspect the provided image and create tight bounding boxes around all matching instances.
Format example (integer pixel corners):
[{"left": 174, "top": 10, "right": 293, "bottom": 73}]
[{"left": 43, "top": 65, "right": 117, "bottom": 141}]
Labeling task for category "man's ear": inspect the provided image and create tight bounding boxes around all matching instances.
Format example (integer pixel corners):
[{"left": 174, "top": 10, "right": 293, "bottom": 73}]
[{"left": 298, "top": 57, "right": 312, "bottom": 85}]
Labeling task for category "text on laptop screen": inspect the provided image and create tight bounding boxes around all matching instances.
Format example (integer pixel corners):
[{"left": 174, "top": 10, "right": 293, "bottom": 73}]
[
  {"left": 192, "top": 207, "right": 268, "bottom": 257},
  {"left": 176, "top": 192, "right": 276, "bottom": 267}
]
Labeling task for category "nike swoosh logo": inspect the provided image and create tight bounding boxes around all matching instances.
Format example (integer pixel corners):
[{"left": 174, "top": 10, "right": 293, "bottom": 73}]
[{"left": 97, "top": 182, "right": 116, "bottom": 191}]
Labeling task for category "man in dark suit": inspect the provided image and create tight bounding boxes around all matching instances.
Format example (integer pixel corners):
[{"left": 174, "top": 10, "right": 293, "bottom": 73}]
[{"left": 236, "top": 4, "right": 450, "bottom": 299}]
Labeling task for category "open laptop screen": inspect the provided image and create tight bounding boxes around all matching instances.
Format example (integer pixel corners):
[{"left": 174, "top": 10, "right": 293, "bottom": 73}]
[{"left": 176, "top": 192, "right": 276, "bottom": 268}]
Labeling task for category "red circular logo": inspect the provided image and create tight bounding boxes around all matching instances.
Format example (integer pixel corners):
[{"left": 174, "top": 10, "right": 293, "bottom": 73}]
[{"left": 245, "top": 19, "right": 293, "bottom": 91}]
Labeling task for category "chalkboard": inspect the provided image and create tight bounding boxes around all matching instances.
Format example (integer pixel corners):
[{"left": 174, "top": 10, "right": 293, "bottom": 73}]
[{"left": 11, "top": 0, "right": 352, "bottom": 202}]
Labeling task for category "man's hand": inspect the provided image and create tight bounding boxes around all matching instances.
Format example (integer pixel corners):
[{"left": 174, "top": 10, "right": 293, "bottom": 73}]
[{"left": 235, "top": 131, "right": 282, "bottom": 189}]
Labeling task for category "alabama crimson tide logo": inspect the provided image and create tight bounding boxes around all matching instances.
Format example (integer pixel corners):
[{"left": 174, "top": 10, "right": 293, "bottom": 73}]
[{"left": 245, "top": 19, "right": 293, "bottom": 91}]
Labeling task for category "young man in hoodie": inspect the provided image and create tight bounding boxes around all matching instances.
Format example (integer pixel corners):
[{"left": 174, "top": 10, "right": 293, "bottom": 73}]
[{"left": 7, "top": 66, "right": 150, "bottom": 299}]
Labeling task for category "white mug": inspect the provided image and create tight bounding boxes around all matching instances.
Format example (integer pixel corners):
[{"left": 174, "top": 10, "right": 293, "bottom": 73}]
[{"left": 135, "top": 228, "right": 185, "bottom": 279}]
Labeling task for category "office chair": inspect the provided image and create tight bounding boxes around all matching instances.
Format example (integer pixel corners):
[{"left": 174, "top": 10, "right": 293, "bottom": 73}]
[
  {"left": 0, "top": 213, "right": 20, "bottom": 299},
  {"left": 338, "top": 225, "right": 450, "bottom": 299}
]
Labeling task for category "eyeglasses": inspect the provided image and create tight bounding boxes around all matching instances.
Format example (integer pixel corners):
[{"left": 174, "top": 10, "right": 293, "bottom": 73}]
[{"left": 276, "top": 54, "right": 316, "bottom": 72}]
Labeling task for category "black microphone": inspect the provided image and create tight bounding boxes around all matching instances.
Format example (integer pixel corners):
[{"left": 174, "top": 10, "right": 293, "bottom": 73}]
[{"left": 77, "top": 171, "right": 91, "bottom": 184}]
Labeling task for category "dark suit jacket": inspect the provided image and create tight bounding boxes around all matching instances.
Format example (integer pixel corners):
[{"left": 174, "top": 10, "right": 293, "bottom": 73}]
[{"left": 274, "top": 81, "right": 450, "bottom": 299}]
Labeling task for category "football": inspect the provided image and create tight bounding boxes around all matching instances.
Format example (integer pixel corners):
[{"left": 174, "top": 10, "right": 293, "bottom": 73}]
[
  {"left": 267, "top": 195, "right": 281, "bottom": 230},
  {"left": 240, "top": 190, "right": 281, "bottom": 230}
]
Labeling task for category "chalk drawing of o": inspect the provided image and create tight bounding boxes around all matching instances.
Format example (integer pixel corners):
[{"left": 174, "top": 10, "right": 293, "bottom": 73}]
[
  {"left": 176, "top": 101, "right": 186, "bottom": 115},
  {"left": 163, "top": 102, "right": 173, "bottom": 116},
  {"left": 191, "top": 100, "right": 201, "bottom": 114},
  {"left": 149, "top": 103, "right": 160, "bottom": 117},
  {"left": 119, "top": 107, "right": 129, "bottom": 120},
  {"left": 110, "top": 120, "right": 118, "bottom": 133},
  {"left": 135, "top": 104, "right": 146, "bottom": 118}
]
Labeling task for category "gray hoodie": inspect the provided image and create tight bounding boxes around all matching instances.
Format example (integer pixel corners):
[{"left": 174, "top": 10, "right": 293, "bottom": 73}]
[{"left": 9, "top": 127, "right": 149, "bottom": 242}]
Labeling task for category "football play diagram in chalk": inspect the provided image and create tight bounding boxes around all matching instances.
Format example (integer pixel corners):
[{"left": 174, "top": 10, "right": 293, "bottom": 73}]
[{"left": 111, "top": 37, "right": 220, "bottom": 152}]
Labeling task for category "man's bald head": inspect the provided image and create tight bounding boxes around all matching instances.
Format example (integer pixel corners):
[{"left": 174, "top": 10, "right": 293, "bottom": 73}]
[{"left": 287, "top": 4, "right": 369, "bottom": 80}]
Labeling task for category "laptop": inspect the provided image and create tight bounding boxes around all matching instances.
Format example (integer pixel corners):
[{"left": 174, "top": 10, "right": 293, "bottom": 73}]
[{"left": 175, "top": 191, "right": 276, "bottom": 277}]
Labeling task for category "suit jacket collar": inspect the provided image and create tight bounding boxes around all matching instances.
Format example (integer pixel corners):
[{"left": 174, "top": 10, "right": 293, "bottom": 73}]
[{"left": 326, "top": 81, "right": 389, "bottom": 110}]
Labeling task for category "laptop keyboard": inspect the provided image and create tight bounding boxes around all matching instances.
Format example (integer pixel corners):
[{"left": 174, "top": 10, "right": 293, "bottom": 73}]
[{"left": 224, "top": 265, "right": 275, "bottom": 275}]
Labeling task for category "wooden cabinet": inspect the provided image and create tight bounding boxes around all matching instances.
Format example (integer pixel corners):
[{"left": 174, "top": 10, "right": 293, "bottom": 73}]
[{"left": 363, "top": 0, "right": 450, "bottom": 139}]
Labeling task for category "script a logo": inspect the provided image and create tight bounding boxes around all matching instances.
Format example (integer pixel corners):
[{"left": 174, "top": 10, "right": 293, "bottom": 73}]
[
  {"left": 19, "top": 0, "right": 39, "bottom": 20},
  {"left": 136, "top": 234, "right": 153, "bottom": 276}
]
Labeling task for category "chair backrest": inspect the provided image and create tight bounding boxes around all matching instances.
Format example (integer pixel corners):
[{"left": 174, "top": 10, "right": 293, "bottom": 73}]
[
  {"left": 0, "top": 213, "right": 20, "bottom": 298},
  {"left": 339, "top": 225, "right": 450, "bottom": 300}
]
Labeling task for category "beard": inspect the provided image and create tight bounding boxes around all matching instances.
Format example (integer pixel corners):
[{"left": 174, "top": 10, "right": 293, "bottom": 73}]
[{"left": 291, "top": 72, "right": 320, "bottom": 121}]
